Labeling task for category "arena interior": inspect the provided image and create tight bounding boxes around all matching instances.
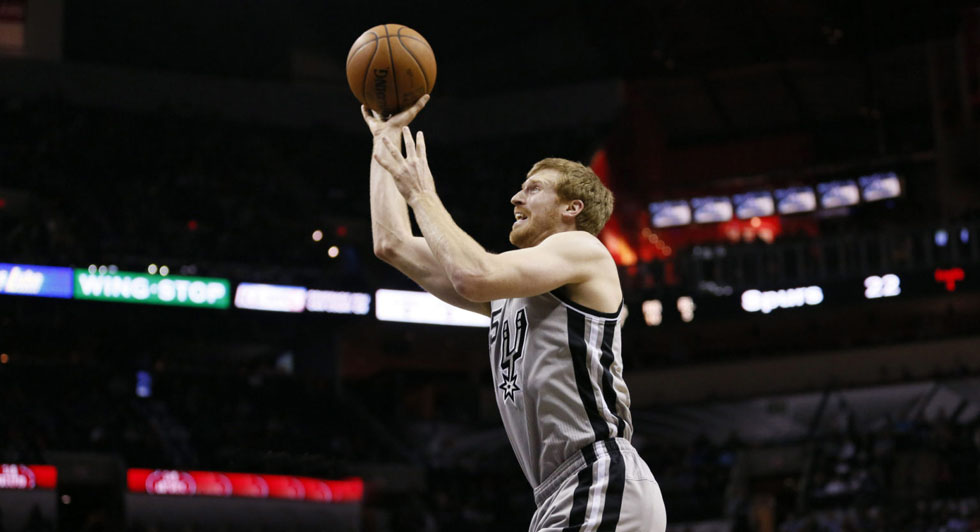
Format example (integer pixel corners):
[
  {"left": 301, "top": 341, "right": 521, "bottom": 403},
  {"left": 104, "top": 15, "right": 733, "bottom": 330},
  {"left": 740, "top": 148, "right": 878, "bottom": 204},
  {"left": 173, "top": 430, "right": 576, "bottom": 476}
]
[{"left": 1, "top": 1, "right": 979, "bottom": 531}]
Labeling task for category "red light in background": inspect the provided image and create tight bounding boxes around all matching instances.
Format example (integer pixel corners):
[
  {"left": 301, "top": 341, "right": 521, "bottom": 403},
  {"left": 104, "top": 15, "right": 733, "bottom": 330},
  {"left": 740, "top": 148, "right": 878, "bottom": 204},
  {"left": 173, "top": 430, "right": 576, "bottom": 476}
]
[
  {"left": 0, "top": 197, "right": 6, "bottom": 209},
  {"left": 599, "top": 215, "right": 637, "bottom": 266},
  {"left": 336, "top": 225, "right": 348, "bottom": 237},
  {"left": 187, "top": 220, "right": 199, "bottom": 231},
  {"left": 934, "top": 267, "right": 965, "bottom": 291},
  {"left": 720, "top": 216, "right": 782, "bottom": 243}
]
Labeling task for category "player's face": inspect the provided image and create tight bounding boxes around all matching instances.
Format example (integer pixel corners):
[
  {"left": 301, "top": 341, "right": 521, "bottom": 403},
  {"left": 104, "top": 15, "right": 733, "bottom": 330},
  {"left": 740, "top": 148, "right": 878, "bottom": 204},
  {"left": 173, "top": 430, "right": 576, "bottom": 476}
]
[{"left": 509, "top": 170, "right": 565, "bottom": 248}]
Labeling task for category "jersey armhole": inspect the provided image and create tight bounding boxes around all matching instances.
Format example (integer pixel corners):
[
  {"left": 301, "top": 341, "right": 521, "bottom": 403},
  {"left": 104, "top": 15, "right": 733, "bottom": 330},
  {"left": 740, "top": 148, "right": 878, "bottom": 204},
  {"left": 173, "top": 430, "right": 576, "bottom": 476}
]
[{"left": 547, "top": 290, "right": 623, "bottom": 320}]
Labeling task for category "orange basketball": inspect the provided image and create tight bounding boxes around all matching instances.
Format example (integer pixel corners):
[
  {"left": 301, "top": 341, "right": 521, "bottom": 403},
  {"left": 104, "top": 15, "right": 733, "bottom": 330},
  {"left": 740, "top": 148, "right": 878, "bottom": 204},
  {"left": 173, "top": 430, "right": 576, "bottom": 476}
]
[{"left": 346, "top": 24, "right": 437, "bottom": 116}]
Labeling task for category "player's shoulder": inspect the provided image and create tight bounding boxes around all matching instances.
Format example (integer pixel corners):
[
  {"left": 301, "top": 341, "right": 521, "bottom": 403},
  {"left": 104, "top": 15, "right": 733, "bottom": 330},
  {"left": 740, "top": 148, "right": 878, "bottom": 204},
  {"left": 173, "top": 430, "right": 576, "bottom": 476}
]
[
  {"left": 540, "top": 231, "right": 611, "bottom": 257},
  {"left": 540, "top": 230, "right": 604, "bottom": 246}
]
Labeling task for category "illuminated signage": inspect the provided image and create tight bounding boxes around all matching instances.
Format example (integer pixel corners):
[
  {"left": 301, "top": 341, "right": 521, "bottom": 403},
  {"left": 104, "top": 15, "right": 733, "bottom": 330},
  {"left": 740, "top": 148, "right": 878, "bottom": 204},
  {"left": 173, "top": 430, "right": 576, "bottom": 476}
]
[
  {"left": 741, "top": 286, "right": 824, "bottom": 314},
  {"left": 0, "top": 263, "right": 73, "bottom": 299},
  {"left": 864, "top": 274, "right": 901, "bottom": 299},
  {"left": 128, "top": 469, "right": 363, "bottom": 503},
  {"left": 0, "top": 464, "right": 57, "bottom": 490},
  {"left": 677, "top": 296, "right": 696, "bottom": 322},
  {"left": 233, "top": 283, "right": 307, "bottom": 313},
  {"left": 935, "top": 268, "right": 965, "bottom": 292},
  {"left": 375, "top": 289, "right": 490, "bottom": 327},
  {"left": 306, "top": 289, "right": 371, "bottom": 315},
  {"left": 74, "top": 270, "right": 230, "bottom": 308},
  {"left": 641, "top": 299, "right": 663, "bottom": 326}
]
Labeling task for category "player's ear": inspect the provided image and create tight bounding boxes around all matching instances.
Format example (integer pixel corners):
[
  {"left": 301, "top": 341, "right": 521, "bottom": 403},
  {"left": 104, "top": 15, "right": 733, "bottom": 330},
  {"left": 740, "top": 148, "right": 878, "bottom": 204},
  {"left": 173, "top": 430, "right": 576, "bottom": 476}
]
[{"left": 563, "top": 199, "right": 584, "bottom": 220}]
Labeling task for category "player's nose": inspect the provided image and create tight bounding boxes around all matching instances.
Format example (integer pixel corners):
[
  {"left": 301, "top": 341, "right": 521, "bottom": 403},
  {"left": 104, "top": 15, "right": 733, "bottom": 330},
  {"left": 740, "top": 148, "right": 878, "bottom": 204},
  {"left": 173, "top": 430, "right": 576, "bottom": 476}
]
[{"left": 511, "top": 190, "right": 524, "bottom": 205}]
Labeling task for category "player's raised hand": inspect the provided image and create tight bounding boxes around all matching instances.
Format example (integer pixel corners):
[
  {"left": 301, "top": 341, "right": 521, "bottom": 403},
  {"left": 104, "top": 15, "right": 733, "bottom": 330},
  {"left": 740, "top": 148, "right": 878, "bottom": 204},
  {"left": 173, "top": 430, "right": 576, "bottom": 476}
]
[
  {"left": 375, "top": 126, "right": 434, "bottom": 204},
  {"left": 361, "top": 94, "right": 430, "bottom": 139}
]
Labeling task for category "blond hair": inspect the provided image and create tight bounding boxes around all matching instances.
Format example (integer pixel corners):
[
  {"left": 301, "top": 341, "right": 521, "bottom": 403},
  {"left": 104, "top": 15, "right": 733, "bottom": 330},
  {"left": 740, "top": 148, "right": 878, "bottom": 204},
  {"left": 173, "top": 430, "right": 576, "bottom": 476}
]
[{"left": 527, "top": 158, "right": 614, "bottom": 236}]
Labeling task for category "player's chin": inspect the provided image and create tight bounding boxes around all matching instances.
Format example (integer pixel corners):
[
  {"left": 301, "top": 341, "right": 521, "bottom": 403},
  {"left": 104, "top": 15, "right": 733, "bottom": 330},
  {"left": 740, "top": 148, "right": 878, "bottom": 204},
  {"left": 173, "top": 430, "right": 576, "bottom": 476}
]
[
  {"left": 510, "top": 227, "right": 536, "bottom": 249},
  {"left": 508, "top": 228, "right": 526, "bottom": 248}
]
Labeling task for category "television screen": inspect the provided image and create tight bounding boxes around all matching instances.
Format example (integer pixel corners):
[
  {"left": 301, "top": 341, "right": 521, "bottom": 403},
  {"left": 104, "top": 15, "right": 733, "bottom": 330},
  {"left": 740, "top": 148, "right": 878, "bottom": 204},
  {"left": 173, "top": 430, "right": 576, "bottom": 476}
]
[
  {"left": 691, "top": 196, "right": 733, "bottom": 223},
  {"left": 817, "top": 179, "right": 860, "bottom": 208},
  {"left": 859, "top": 172, "right": 901, "bottom": 202},
  {"left": 774, "top": 186, "right": 817, "bottom": 214},
  {"left": 649, "top": 200, "right": 692, "bottom": 228},
  {"left": 732, "top": 191, "right": 775, "bottom": 219}
]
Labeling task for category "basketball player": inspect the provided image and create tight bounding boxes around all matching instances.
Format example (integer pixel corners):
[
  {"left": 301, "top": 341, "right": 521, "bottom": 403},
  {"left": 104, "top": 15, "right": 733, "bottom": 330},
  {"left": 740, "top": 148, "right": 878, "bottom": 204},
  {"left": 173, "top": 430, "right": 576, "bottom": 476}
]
[{"left": 363, "top": 94, "right": 667, "bottom": 531}]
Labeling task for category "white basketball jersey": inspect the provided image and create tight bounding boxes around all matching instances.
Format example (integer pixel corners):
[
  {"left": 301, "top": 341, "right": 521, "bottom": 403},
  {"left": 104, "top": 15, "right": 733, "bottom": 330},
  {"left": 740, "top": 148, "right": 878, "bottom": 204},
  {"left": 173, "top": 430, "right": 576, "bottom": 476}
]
[{"left": 489, "top": 291, "right": 633, "bottom": 489}]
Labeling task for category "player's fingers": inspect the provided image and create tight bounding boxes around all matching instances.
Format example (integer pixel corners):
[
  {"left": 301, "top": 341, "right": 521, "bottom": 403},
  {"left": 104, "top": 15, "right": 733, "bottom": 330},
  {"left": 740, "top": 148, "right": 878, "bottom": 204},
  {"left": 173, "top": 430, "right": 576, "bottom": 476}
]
[
  {"left": 408, "top": 93, "right": 429, "bottom": 116},
  {"left": 361, "top": 106, "right": 379, "bottom": 130},
  {"left": 401, "top": 127, "right": 416, "bottom": 159},
  {"left": 381, "top": 136, "right": 404, "bottom": 160},
  {"left": 374, "top": 147, "right": 407, "bottom": 177},
  {"left": 416, "top": 130, "right": 427, "bottom": 164},
  {"left": 373, "top": 152, "right": 397, "bottom": 175},
  {"left": 376, "top": 137, "right": 398, "bottom": 164}
]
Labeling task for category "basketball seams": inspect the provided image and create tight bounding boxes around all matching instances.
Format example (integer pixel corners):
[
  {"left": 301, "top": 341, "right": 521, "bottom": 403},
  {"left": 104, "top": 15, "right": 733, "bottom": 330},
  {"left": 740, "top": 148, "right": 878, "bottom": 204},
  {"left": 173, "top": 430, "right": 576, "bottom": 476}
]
[
  {"left": 383, "top": 24, "right": 400, "bottom": 115},
  {"left": 346, "top": 31, "right": 379, "bottom": 68},
  {"left": 361, "top": 38, "right": 381, "bottom": 108},
  {"left": 396, "top": 28, "right": 431, "bottom": 92},
  {"left": 393, "top": 34, "right": 427, "bottom": 46}
]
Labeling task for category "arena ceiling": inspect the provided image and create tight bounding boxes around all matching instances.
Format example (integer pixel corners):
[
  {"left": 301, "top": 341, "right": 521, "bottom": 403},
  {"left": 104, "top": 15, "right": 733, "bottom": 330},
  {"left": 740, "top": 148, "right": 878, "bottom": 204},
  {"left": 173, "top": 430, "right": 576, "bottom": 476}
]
[{"left": 59, "top": 0, "right": 967, "bottom": 146}]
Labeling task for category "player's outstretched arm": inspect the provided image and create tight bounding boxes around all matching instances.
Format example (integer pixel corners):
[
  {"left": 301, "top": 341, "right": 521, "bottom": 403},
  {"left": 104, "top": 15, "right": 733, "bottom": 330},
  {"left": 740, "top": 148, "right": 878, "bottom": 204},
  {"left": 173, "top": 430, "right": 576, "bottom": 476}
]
[
  {"left": 375, "top": 129, "right": 620, "bottom": 307},
  {"left": 363, "top": 98, "right": 490, "bottom": 316}
]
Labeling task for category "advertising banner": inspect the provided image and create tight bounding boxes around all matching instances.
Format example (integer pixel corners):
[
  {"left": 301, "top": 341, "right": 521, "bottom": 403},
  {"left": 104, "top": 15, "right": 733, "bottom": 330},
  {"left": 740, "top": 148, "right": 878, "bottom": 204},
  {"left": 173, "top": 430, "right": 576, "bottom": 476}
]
[
  {"left": 233, "top": 283, "right": 307, "bottom": 313},
  {"left": 305, "top": 289, "right": 371, "bottom": 315},
  {"left": 74, "top": 270, "right": 230, "bottom": 309},
  {"left": 127, "top": 469, "right": 363, "bottom": 503},
  {"left": 0, "top": 464, "right": 57, "bottom": 490},
  {"left": 0, "top": 263, "right": 73, "bottom": 298},
  {"left": 375, "top": 289, "right": 490, "bottom": 327}
]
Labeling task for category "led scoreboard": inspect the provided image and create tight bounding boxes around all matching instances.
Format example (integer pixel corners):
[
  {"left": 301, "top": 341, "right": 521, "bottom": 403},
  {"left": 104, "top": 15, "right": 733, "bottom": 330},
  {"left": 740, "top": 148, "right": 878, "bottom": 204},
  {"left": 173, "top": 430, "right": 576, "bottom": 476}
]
[{"left": 638, "top": 266, "right": 975, "bottom": 326}]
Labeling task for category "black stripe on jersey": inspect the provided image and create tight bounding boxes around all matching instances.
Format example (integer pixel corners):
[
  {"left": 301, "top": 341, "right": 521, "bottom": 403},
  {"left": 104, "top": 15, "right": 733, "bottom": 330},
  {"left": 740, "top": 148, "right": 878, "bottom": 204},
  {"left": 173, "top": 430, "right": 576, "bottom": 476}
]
[
  {"left": 567, "top": 309, "right": 610, "bottom": 440},
  {"left": 562, "top": 444, "right": 599, "bottom": 532},
  {"left": 550, "top": 290, "right": 623, "bottom": 319},
  {"left": 597, "top": 440, "right": 626, "bottom": 532},
  {"left": 598, "top": 320, "right": 627, "bottom": 437}
]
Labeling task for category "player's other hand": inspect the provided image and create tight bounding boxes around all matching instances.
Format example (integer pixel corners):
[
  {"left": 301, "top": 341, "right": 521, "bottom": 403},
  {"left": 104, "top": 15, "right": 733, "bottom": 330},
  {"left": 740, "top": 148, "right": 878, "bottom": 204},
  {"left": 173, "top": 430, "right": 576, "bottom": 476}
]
[
  {"left": 375, "top": 126, "right": 434, "bottom": 204},
  {"left": 362, "top": 94, "right": 430, "bottom": 140}
]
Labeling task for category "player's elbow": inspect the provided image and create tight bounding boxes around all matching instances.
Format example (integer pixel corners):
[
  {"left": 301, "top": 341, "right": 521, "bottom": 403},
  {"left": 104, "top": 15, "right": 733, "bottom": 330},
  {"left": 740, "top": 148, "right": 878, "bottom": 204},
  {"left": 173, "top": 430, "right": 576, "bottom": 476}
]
[
  {"left": 372, "top": 236, "right": 401, "bottom": 264},
  {"left": 450, "top": 270, "right": 493, "bottom": 302},
  {"left": 373, "top": 241, "right": 394, "bottom": 262}
]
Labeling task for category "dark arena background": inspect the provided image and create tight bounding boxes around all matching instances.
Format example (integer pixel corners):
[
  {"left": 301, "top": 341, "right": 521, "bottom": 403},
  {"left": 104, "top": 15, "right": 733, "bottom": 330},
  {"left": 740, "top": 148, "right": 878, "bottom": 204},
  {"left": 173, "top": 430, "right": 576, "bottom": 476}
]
[{"left": 1, "top": 1, "right": 980, "bottom": 531}]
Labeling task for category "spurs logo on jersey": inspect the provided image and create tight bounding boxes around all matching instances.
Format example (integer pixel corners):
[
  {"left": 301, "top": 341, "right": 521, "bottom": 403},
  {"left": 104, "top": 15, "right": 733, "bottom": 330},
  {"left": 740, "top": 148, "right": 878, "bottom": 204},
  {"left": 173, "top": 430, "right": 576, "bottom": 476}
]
[{"left": 490, "top": 307, "right": 528, "bottom": 403}]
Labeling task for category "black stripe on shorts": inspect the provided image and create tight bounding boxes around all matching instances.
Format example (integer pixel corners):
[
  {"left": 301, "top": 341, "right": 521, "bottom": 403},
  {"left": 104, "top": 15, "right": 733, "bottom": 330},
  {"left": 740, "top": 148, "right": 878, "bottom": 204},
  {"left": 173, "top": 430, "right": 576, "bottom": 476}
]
[
  {"left": 597, "top": 440, "right": 626, "bottom": 531},
  {"left": 561, "top": 445, "right": 598, "bottom": 532}
]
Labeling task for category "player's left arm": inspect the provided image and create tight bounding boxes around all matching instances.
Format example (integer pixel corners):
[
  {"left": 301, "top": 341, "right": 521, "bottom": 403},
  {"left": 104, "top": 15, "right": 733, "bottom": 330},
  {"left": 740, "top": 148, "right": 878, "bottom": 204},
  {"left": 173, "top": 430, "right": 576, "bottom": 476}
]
[
  {"left": 407, "top": 192, "right": 606, "bottom": 301},
  {"left": 374, "top": 126, "right": 609, "bottom": 301},
  {"left": 447, "top": 231, "right": 609, "bottom": 302}
]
